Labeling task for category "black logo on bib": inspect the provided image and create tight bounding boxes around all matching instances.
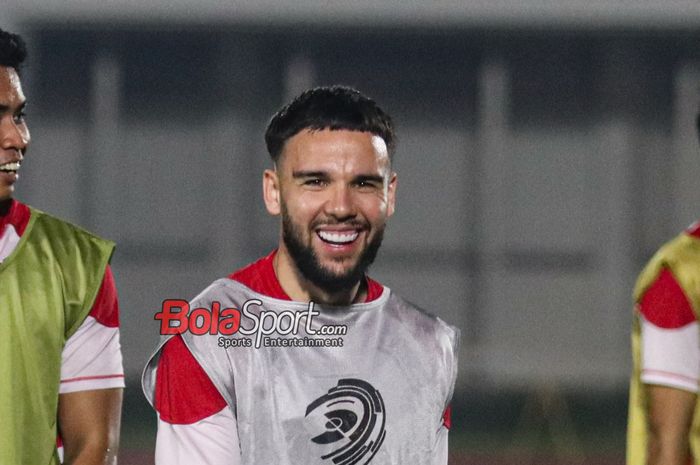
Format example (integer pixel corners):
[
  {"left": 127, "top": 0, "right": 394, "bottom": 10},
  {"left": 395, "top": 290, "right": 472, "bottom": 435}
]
[{"left": 305, "top": 378, "right": 386, "bottom": 464}]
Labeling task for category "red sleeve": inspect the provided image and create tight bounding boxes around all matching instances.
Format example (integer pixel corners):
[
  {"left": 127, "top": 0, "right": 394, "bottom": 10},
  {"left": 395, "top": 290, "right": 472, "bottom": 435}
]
[
  {"left": 88, "top": 265, "right": 119, "bottom": 328},
  {"left": 155, "top": 335, "right": 228, "bottom": 424},
  {"left": 639, "top": 267, "right": 696, "bottom": 329}
]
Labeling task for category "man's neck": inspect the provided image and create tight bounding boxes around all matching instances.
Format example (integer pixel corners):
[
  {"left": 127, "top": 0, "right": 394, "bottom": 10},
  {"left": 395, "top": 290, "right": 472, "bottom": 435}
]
[
  {"left": 0, "top": 198, "right": 12, "bottom": 217},
  {"left": 273, "top": 245, "right": 367, "bottom": 306}
]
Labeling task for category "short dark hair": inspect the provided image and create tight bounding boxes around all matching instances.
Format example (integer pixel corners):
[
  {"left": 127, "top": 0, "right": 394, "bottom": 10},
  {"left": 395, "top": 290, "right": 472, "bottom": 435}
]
[
  {"left": 265, "top": 85, "right": 395, "bottom": 163},
  {"left": 0, "top": 28, "right": 27, "bottom": 73}
]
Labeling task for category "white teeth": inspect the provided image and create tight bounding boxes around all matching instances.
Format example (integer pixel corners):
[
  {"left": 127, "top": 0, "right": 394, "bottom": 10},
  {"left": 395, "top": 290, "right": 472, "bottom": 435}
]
[
  {"left": 318, "top": 230, "right": 359, "bottom": 244},
  {"left": 0, "top": 162, "right": 20, "bottom": 172}
]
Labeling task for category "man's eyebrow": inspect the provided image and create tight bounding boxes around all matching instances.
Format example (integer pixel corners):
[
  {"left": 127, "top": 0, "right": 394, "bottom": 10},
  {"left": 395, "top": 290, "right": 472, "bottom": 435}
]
[
  {"left": 292, "top": 170, "right": 329, "bottom": 179},
  {"left": 354, "top": 174, "right": 384, "bottom": 184}
]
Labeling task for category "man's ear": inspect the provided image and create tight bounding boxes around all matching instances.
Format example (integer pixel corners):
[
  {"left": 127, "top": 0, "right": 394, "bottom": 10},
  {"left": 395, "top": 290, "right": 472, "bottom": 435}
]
[{"left": 263, "top": 169, "right": 281, "bottom": 215}]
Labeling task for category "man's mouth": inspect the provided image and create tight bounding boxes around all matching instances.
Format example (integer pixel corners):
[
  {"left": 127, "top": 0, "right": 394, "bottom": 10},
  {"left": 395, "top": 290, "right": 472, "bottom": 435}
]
[
  {"left": 0, "top": 161, "right": 20, "bottom": 173},
  {"left": 317, "top": 230, "right": 360, "bottom": 245}
]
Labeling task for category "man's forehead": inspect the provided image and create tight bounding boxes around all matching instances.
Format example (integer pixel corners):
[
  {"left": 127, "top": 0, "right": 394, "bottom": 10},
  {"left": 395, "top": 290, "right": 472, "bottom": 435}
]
[
  {"left": 0, "top": 66, "right": 25, "bottom": 104},
  {"left": 280, "top": 129, "right": 390, "bottom": 167},
  {"left": 6, "top": 66, "right": 21, "bottom": 86}
]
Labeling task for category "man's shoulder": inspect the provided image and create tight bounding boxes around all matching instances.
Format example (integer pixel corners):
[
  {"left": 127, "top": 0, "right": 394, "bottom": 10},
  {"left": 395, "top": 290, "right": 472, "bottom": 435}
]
[
  {"left": 26, "top": 204, "right": 111, "bottom": 244},
  {"left": 190, "top": 277, "right": 261, "bottom": 307},
  {"left": 386, "top": 292, "right": 459, "bottom": 345},
  {"left": 685, "top": 220, "right": 700, "bottom": 240},
  {"left": 386, "top": 292, "right": 436, "bottom": 319},
  {"left": 20, "top": 204, "right": 115, "bottom": 276},
  {"left": 633, "top": 221, "right": 700, "bottom": 304},
  {"left": 653, "top": 222, "right": 700, "bottom": 264}
]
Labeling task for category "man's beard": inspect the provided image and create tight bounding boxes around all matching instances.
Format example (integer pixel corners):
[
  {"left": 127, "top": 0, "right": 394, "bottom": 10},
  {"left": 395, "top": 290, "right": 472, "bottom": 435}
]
[{"left": 281, "top": 208, "right": 384, "bottom": 295}]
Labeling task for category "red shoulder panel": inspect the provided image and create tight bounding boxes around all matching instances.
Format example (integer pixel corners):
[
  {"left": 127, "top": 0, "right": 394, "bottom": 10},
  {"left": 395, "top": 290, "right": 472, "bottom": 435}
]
[
  {"left": 639, "top": 267, "right": 697, "bottom": 329},
  {"left": 88, "top": 266, "right": 120, "bottom": 328},
  {"left": 155, "top": 335, "right": 227, "bottom": 424}
]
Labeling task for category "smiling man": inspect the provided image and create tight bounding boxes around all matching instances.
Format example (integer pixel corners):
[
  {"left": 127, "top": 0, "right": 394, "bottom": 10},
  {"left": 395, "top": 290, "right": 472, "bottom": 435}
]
[
  {"left": 0, "top": 28, "right": 124, "bottom": 465},
  {"left": 143, "top": 86, "right": 459, "bottom": 464}
]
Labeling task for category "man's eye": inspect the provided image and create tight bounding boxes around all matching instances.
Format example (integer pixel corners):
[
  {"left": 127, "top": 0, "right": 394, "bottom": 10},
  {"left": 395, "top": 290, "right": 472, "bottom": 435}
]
[
  {"left": 13, "top": 112, "right": 26, "bottom": 124},
  {"left": 305, "top": 179, "right": 325, "bottom": 186},
  {"left": 356, "top": 181, "right": 377, "bottom": 190}
]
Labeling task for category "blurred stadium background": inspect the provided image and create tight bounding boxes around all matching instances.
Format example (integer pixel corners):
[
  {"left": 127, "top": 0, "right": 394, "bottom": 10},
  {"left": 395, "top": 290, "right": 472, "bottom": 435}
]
[{"left": 6, "top": 1, "right": 700, "bottom": 463}]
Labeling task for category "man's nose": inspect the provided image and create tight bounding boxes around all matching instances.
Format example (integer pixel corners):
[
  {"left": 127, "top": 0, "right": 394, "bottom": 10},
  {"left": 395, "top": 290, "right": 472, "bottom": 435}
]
[
  {"left": 325, "top": 185, "right": 356, "bottom": 220},
  {"left": 0, "top": 118, "right": 28, "bottom": 153}
]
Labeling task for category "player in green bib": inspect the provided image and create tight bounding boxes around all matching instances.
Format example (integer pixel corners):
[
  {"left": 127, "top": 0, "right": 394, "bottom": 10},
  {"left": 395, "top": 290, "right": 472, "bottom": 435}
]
[
  {"left": 0, "top": 28, "right": 123, "bottom": 464},
  {"left": 627, "top": 115, "right": 700, "bottom": 465}
]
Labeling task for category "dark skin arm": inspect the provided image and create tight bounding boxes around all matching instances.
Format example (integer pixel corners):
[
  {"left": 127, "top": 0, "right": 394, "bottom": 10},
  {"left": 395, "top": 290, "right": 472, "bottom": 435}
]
[
  {"left": 646, "top": 385, "right": 696, "bottom": 465},
  {"left": 58, "top": 388, "right": 123, "bottom": 465}
]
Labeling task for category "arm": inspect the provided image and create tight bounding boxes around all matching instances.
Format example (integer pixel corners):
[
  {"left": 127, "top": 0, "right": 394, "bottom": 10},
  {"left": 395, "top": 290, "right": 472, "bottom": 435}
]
[
  {"left": 58, "top": 388, "right": 123, "bottom": 465},
  {"left": 646, "top": 385, "right": 696, "bottom": 465},
  {"left": 638, "top": 267, "right": 700, "bottom": 465},
  {"left": 58, "top": 266, "right": 125, "bottom": 464},
  {"left": 156, "top": 406, "right": 240, "bottom": 465},
  {"left": 155, "top": 335, "right": 241, "bottom": 465}
]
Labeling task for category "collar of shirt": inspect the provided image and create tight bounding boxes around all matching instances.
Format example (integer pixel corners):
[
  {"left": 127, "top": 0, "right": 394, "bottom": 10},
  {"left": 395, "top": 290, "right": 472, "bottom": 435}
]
[{"left": 229, "top": 250, "right": 384, "bottom": 303}]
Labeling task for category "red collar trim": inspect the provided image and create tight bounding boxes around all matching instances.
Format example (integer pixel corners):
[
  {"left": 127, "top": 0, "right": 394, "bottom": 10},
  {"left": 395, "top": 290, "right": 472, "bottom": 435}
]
[
  {"left": 0, "top": 199, "right": 30, "bottom": 238},
  {"left": 229, "top": 250, "right": 384, "bottom": 302}
]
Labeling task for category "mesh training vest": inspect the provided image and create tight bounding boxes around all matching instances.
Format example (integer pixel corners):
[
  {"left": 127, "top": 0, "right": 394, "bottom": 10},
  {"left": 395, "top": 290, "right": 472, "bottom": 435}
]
[
  {"left": 144, "top": 278, "right": 459, "bottom": 464},
  {"left": 0, "top": 206, "right": 114, "bottom": 465},
  {"left": 627, "top": 229, "right": 700, "bottom": 465}
]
